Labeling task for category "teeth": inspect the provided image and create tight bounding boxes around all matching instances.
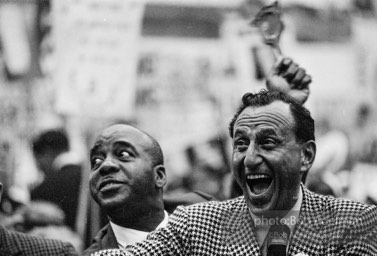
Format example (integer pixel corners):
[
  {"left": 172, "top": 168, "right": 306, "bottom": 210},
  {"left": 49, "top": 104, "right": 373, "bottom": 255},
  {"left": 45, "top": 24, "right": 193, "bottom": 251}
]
[
  {"left": 246, "top": 174, "right": 273, "bottom": 195},
  {"left": 246, "top": 174, "right": 270, "bottom": 180},
  {"left": 102, "top": 182, "right": 117, "bottom": 189}
]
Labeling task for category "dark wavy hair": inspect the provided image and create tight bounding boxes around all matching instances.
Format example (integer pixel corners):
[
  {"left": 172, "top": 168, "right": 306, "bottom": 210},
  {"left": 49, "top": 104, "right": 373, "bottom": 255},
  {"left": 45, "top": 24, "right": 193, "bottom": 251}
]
[{"left": 229, "top": 90, "right": 315, "bottom": 143}]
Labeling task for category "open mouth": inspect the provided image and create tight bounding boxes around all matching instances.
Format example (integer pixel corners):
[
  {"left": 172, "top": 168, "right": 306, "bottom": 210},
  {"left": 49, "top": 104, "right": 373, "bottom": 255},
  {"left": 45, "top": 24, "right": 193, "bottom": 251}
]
[
  {"left": 246, "top": 174, "right": 273, "bottom": 195},
  {"left": 99, "top": 180, "right": 122, "bottom": 191}
]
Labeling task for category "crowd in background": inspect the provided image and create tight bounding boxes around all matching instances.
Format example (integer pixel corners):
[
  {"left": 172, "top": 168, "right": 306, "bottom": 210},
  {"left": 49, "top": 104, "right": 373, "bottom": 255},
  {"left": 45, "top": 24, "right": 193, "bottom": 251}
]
[{"left": 0, "top": 0, "right": 377, "bottom": 255}]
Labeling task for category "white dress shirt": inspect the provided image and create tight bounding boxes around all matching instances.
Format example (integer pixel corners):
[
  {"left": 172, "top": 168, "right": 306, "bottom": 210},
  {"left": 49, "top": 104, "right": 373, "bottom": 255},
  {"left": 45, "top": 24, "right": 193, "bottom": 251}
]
[{"left": 110, "top": 210, "right": 169, "bottom": 249}]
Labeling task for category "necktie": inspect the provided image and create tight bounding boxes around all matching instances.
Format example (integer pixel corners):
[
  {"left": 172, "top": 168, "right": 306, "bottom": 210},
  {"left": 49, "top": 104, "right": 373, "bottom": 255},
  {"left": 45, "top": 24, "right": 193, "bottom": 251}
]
[{"left": 266, "top": 223, "right": 290, "bottom": 256}]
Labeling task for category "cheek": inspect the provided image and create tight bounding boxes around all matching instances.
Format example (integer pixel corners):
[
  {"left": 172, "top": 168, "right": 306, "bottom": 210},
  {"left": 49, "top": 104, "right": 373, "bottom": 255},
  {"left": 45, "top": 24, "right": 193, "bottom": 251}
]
[
  {"left": 89, "top": 173, "right": 98, "bottom": 190},
  {"left": 276, "top": 156, "right": 302, "bottom": 192},
  {"left": 232, "top": 153, "right": 244, "bottom": 176},
  {"left": 232, "top": 151, "right": 245, "bottom": 166},
  {"left": 132, "top": 167, "right": 154, "bottom": 186}
]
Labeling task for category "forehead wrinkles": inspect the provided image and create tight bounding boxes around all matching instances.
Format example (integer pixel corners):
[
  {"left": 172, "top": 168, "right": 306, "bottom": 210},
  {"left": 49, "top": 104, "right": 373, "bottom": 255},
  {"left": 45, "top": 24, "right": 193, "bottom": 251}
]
[
  {"left": 95, "top": 129, "right": 153, "bottom": 151},
  {"left": 91, "top": 130, "right": 129, "bottom": 152},
  {"left": 97, "top": 128, "right": 143, "bottom": 143},
  {"left": 92, "top": 133, "right": 117, "bottom": 148},
  {"left": 235, "top": 112, "right": 294, "bottom": 129}
]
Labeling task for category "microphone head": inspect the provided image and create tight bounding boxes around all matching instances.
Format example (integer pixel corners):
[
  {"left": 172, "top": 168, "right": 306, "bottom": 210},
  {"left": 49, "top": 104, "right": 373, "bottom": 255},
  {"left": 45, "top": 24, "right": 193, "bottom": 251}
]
[
  {"left": 90, "top": 249, "right": 129, "bottom": 256},
  {"left": 267, "top": 224, "right": 290, "bottom": 256}
]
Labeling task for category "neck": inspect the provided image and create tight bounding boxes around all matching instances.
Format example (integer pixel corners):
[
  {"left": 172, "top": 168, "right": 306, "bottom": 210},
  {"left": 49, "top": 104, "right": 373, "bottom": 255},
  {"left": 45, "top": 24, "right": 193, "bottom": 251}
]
[{"left": 108, "top": 202, "right": 165, "bottom": 232}]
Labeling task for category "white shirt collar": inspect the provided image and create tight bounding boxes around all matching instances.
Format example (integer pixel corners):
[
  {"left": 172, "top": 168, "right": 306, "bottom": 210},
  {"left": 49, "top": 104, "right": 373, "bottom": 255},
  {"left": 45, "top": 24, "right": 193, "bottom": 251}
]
[{"left": 110, "top": 210, "right": 169, "bottom": 248}]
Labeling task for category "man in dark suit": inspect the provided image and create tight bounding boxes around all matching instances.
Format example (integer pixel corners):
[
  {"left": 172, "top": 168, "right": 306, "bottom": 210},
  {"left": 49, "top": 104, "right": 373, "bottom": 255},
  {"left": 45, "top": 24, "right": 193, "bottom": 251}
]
[
  {"left": 0, "top": 182, "right": 78, "bottom": 256},
  {"left": 91, "top": 58, "right": 377, "bottom": 256},
  {"left": 31, "top": 128, "right": 82, "bottom": 231}
]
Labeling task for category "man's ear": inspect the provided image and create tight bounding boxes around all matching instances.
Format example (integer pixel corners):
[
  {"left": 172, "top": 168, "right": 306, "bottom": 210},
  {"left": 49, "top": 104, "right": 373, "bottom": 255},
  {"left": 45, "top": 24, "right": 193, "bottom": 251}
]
[
  {"left": 154, "top": 165, "right": 167, "bottom": 189},
  {"left": 300, "top": 140, "right": 316, "bottom": 174}
]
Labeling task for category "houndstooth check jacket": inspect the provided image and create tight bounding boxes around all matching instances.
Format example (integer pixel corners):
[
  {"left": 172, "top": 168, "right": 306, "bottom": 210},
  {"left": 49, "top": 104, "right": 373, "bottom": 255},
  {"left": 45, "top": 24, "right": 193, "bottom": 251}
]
[
  {"left": 123, "top": 185, "right": 377, "bottom": 255},
  {"left": 0, "top": 225, "right": 78, "bottom": 256}
]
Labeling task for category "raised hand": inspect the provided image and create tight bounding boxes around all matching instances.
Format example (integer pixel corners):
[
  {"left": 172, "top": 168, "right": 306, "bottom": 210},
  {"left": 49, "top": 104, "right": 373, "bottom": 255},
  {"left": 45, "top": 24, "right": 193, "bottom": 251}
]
[{"left": 266, "top": 57, "right": 312, "bottom": 105}]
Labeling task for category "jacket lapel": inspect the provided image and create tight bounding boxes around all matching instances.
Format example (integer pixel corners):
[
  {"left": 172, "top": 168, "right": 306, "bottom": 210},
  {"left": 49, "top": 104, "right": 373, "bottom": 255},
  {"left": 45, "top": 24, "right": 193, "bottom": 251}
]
[
  {"left": 288, "top": 186, "right": 325, "bottom": 255},
  {"left": 103, "top": 224, "right": 119, "bottom": 249},
  {"left": 223, "top": 197, "right": 261, "bottom": 256}
]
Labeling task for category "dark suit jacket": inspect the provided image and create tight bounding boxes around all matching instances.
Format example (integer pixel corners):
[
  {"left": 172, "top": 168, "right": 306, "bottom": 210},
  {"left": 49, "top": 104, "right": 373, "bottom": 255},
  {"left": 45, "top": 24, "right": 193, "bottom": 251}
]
[
  {"left": 123, "top": 185, "right": 377, "bottom": 255},
  {"left": 0, "top": 225, "right": 78, "bottom": 256},
  {"left": 31, "top": 162, "right": 82, "bottom": 231},
  {"left": 83, "top": 224, "right": 117, "bottom": 256}
]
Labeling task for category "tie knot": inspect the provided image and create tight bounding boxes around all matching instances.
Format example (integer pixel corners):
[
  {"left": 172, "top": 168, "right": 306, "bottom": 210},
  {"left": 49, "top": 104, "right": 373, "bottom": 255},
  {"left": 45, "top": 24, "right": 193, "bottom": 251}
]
[{"left": 266, "top": 224, "right": 290, "bottom": 256}]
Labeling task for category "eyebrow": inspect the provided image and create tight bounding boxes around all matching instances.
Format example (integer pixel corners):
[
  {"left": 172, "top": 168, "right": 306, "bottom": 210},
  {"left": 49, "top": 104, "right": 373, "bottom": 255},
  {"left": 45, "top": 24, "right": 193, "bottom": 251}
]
[
  {"left": 233, "top": 126, "right": 278, "bottom": 139},
  {"left": 113, "top": 140, "right": 137, "bottom": 152},
  {"left": 90, "top": 145, "right": 101, "bottom": 157},
  {"left": 258, "top": 127, "right": 278, "bottom": 136},
  {"left": 233, "top": 128, "right": 246, "bottom": 138},
  {"left": 90, "top": 140, "right": 139, "bottom": 157}
]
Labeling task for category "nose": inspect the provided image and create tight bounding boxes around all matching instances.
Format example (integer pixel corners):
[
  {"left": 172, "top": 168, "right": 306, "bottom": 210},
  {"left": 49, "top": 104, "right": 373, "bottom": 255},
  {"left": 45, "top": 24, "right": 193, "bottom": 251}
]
[
  {"left": 99, "top": 156, "right": 118, "bottom": 175},
  {"left": 244, "top": 144, "right": 262, "bottom": 169}
]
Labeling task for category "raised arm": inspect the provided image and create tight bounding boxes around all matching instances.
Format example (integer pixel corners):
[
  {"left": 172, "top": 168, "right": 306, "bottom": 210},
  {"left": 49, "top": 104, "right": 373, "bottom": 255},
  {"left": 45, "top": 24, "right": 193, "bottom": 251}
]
[{"left": 266, "top": 57, "right": 312, "bottom": 105}]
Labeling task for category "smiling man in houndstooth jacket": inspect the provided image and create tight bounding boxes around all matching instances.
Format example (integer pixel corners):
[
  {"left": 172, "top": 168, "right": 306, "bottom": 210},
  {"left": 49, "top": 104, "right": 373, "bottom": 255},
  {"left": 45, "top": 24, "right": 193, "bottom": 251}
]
[{"left": 91, "top": 58, "right": 377, "bottom": 256}]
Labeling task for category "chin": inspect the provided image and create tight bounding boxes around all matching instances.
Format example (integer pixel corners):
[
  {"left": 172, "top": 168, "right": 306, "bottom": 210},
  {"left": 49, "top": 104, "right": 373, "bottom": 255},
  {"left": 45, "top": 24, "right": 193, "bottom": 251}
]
[
  {"left": 99, "top": 197, "right": 126, "bottom": 211},
  {"left": 244, "top": 192, "right": 275, "bottom": 216},
  {"left": 249, "top": 199, "right": 278, "bottom": 217}
]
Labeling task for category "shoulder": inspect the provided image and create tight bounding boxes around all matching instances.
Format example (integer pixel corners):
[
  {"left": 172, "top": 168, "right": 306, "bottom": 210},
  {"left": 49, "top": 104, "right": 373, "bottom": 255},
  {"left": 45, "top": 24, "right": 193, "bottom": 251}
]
[
  {"left": 326, "top": 195, "right": 377, "bottom": 225},
  {"left": 314, "top": 189, "right": 375, "bottom": 213},
  {"left": 304, "top": 187, "right": 377, "bottom": 225},
  {"left": 0, "top": 226, "right": 77, "bottom": 255}
]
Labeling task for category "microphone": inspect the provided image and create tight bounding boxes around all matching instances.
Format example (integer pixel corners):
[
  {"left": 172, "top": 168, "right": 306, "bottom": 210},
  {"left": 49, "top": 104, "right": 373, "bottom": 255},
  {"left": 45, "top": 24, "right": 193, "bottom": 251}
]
[{"left": 266, "top": 224, "right": 290, "bottom": 256}]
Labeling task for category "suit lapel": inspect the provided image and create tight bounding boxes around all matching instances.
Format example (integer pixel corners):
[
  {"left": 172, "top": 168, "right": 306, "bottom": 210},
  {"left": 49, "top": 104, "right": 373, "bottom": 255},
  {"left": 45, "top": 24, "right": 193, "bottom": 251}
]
[
  {"left": 223, "top": 197, "right": 261, "bottom": 256},
  {"left": 103, "top": 224, "right": 119, "bottom": 249},
  {"left": 288, "top": 186, "right": 325, "bottom": 255}
]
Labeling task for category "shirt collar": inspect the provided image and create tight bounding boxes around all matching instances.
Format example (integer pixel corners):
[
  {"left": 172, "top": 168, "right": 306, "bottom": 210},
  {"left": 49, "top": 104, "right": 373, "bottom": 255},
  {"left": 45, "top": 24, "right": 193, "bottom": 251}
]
[
  {"left": 280, "top": 186, "right": 302, "bottom": 232},
  {"left": 110, "top": 210, "right": 169, "bottom": 248},
  {"left": 249, "top": 187, "right": 303, "bottom": 246}
]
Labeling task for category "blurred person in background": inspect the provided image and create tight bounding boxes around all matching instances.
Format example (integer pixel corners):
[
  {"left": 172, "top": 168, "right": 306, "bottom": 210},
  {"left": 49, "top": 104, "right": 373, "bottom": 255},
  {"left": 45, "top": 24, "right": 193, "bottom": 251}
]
[
  {"left": 84, "top": 124, "right": 212, "bottom": 255},
  {"left": 0, "top": 181, "right": 79, "bottom": 256},
  {"left": 183, "top": 138, "right": 229, "bottom": 200},
  {"left": 350, "top": 104, "right": 377, "bottom": 164},
  {"left": 30, "top": 128, "right": 83, "bottom": 231},
  {"left": 305, "top": 117, "right": 350, "bottom": 197},
  {"left": 346, "top": 104, "right": 377, "bottom": 204}
]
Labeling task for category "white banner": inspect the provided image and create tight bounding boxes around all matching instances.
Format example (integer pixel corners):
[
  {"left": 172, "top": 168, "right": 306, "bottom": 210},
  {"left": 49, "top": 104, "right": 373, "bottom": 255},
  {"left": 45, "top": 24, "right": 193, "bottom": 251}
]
[
  {"left": 0, "top": 3, "right": 32, "bottom": 77},
  {"left": 53, "top": 0, "right": 145, "bottom": 119}
]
